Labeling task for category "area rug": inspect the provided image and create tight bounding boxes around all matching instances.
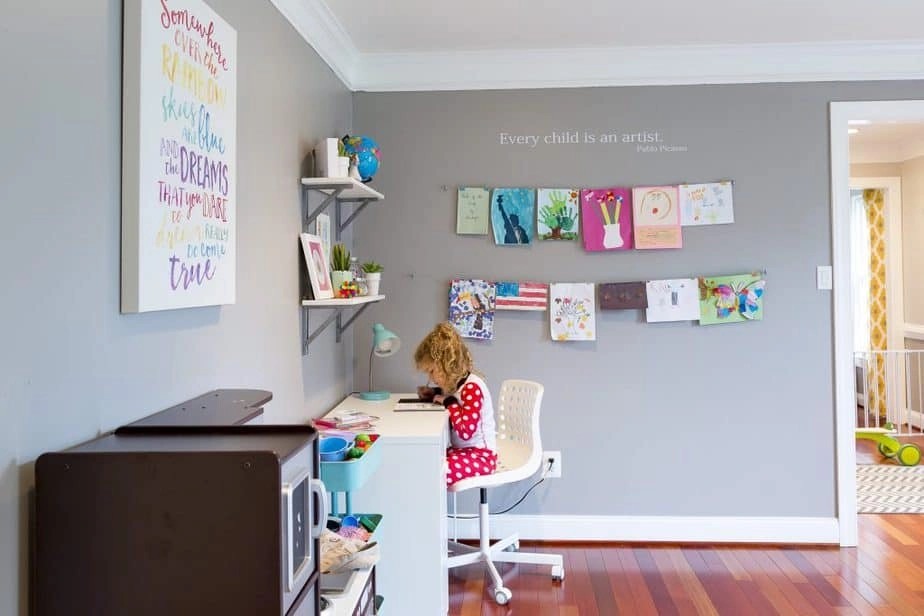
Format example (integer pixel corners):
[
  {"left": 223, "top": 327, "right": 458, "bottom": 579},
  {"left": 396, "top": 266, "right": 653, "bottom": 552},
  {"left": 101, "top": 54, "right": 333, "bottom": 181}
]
[{"left": 856, "top": 464, "right": 924, "bottom": 513}]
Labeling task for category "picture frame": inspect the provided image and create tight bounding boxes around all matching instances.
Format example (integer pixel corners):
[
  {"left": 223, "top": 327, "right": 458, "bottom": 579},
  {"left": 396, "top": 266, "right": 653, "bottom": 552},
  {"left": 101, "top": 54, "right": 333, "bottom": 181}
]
[{"left": 301, "top": 233, "right": 334, "bottom": 300}]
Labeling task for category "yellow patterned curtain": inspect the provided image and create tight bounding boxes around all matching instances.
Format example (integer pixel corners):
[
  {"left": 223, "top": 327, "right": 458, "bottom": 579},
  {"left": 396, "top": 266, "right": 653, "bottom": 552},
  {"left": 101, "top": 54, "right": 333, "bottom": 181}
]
[{"left": 864, "top": 189, "right": 888, "bottom": 419}]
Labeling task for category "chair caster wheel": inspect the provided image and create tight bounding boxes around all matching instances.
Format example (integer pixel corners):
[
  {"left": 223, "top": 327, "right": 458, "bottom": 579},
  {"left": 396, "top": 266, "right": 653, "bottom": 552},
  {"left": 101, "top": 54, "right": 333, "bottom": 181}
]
[
  {"left": 494, "top": 587, "right": 512, "bottom": 605},
  {"left": 552, "top": 565, "right": 565, "bottom": 581}
]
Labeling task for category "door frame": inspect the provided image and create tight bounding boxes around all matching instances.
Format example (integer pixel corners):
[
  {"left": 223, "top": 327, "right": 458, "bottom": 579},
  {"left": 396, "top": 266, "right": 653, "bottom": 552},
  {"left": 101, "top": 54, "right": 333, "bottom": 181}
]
[{"left": 831, "top": 101, "right": 923, "bottom": 547}]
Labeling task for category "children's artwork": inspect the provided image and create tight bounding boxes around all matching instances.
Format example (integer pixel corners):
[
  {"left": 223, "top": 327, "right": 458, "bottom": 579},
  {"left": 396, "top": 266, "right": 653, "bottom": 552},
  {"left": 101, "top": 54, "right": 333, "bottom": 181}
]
[
  {"left": 537, "top": 189, "right": 579, "bottom": 240},
  {"left": 314, "top": 212, "right": 331, "bottom": 265},
  {"left": 598, "top": 282, "right": 647, "bottom": 310},
  {"left": 491, "top": 188, "right": 535, "bottom": 246},
  {"left": 698, "top": 273, "right": 766, "bottom": 325},
  {"left": 300, "top": 233, "right": 333, "bottom": 300},
  {"left": 456, "top": 187, "right": 490, "bottom": 235},
  {"left": 645, "top": 278, "right": 700, "bottom": 322},
  {"left": 549, "top": 283, "right": 596, "bottom": 341},
  {"left": 632, "top": 186, "right": 682, "bottom": 249},
  {"left": 449, "top": 279, "right": 495, "bottom": 339},
  {"left": 680, "top": 181, "right": 735, "bottom": 226},
  {"left": 581, "top": 188, "right": 633, "bottom": 251},
  {"left": 495, "top": 281, "right": 548, "bottom": 311}
]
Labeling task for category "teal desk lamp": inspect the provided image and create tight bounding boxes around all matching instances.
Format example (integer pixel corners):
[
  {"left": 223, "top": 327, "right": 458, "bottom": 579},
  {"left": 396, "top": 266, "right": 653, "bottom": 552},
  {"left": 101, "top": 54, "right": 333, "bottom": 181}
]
[{"left": 360, "top": 323, "right": 401, "bottom": 401}]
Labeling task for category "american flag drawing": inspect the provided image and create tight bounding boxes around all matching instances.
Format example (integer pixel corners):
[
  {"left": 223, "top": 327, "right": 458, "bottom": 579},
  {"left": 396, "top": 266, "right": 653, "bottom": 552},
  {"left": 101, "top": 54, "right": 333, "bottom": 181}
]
[{"left": 495, "top": 281, "right": 548, "bottom": 311}]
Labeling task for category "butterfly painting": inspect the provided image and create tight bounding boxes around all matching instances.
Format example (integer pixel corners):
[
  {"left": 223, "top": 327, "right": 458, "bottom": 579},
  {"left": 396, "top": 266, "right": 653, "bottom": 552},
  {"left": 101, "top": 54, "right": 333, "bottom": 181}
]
[{"left": 698, "top": 273, "right": 765, "bottom": 325}]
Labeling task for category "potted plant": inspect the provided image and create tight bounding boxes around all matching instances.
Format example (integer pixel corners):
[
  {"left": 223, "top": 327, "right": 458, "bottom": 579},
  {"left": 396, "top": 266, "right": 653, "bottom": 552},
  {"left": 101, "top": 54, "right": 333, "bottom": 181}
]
[
  {"left": 330, "top": 243, "right": 352, "bottom": 291},
  {"left": 361, "top": 261, "right": 384, "bottom": 295}
]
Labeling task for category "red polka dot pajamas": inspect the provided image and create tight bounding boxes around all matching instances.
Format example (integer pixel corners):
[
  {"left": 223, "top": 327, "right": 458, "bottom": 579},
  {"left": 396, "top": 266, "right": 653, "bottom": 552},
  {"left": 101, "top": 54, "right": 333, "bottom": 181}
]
[{"left": 443, "top": 373, "right": 497, "bottom": 487}]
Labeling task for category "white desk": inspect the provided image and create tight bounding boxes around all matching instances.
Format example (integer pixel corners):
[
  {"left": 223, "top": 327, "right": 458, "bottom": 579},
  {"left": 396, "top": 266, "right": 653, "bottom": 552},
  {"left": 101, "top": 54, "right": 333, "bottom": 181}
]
[{"left": 324, "top": 393, "right": 449, "bottom": 615}]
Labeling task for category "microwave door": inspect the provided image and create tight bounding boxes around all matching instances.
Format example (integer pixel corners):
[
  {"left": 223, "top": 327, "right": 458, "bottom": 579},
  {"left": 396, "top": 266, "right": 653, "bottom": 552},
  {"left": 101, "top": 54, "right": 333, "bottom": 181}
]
[{"left": 282, "top": 466, "right": 313, "bottom": 594}]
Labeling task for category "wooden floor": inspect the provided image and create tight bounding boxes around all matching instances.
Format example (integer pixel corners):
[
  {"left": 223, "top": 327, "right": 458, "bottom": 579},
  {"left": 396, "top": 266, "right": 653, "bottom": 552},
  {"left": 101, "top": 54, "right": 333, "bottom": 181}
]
[{"left": 448, "top": 514, "right": 924, "bottom": 614}]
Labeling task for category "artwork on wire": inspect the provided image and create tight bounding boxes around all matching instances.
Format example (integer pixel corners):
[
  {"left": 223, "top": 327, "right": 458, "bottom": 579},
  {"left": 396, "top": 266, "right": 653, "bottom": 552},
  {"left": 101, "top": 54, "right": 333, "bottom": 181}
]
[
  {"left": 449, "top": 279, "right": 496, "bottom": 340},
  {"left": 120, "top": 0, "right": 237, "bottom": 312},
  {"left": 495, "top": 281, "right": 548, "bottom": 311},
  {"left": 632, "top": 185, "right": 682, "bottom": 249},
  {"left": 581, "top": 187, "right": 633, "bottom": 251},
  {"left": 537, "top": 189, "right": 579, "bottom": 241},
  {"left": 314, "top": 213, "right": 332, "bottom": 265},
  {"left": 645, "top": 278, "right": 700, "bottom": 322},
  {"left": 598, "top": 282, "right": 647, "bottom": 310},
  {"left": 300, "top": 233, "right": 333, "bottom": 300},
  {"left": 491, "top": 188, "right": 535, "bottom": 246},
  {"left": 456, "top": 187, "right": 490, "bottom": 235},
  {"left": 698, "top": 273, "right": 765, "bottom": 325},
  {"left": 680, "top": 181, "right": 735, "bottom": 226},
  {"left": 549, "top": 283, "right": 596, "bottom": 341}
]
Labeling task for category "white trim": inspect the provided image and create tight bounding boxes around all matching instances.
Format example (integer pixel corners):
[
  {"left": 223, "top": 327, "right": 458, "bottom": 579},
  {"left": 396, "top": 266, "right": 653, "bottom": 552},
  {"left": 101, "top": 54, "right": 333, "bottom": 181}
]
[
  {"left": 832, "top": 100, "right": 924, "bottom": 548},
  {"left": 354, "top": 41, "right": 924, "bottom": 92},
  {"left": 268, "top": 0, "right": 359, "bottom": 88},
  {"left": 269, "top": 13, "right": 924, "bottom": 92},
  {"left": 905, "top": 323, "right": 924, "bottom": 341},
  {"left": 449, "top": 515, "right": 839, "bottom": 545}
]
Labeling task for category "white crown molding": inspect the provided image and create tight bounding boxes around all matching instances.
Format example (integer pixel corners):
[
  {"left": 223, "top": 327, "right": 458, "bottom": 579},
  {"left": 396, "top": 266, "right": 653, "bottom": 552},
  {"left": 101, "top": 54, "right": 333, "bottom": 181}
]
[
  {"left": 269, "top": 0, "right": 359, "bottom": 87},
  {"left": 354, "top": 41, "right": 924, "bottom": 92},
  {"left": 449, "top": 514, "right": 840, "bottom": 544},
  {"left": 268, "top": 3, "right": 924, "bottom": 93}
]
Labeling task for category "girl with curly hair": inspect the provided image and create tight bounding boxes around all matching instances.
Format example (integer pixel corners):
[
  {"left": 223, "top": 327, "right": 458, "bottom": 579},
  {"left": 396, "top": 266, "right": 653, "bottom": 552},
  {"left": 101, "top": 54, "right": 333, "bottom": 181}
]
[{"left": 414, "top": 322, "right": 497, "bottom": 487}]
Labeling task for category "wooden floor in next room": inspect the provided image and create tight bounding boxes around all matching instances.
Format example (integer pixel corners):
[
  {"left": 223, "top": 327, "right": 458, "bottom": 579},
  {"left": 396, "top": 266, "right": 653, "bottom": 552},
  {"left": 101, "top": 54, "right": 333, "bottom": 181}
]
[{"left": 448, "top": 514, "right": 924, "bottom": 615}]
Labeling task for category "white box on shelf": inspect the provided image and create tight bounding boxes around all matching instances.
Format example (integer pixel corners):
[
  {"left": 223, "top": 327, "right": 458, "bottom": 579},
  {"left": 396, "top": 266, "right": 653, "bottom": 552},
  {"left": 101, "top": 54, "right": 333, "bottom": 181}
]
[{"left": 315, "top": 137, "right": 342, "bottom": 178}]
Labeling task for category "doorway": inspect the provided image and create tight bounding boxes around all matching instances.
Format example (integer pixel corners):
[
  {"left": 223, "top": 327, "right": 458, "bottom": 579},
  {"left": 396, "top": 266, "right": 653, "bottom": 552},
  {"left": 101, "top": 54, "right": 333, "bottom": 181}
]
[{"left": 831, "top": 100, "right": 924, "bottom": 546}]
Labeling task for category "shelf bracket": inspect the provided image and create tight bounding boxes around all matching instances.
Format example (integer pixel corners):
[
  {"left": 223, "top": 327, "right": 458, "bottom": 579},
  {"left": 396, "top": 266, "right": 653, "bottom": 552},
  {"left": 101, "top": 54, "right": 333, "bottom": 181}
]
[
  {"left": 303, "top": 186, "right": 343, "bottom": 231},
  {"left": 302, "top": 302, "right": 374, "bottom": 354},
  {"left": 339, "top": 199, "right": 375, "bottom": 235},
  {"left": 304, "top": 308, "right": 339, "bottom": 353},
  {"left": 336, "top": 303, "right": 372, "bottom": 340}
]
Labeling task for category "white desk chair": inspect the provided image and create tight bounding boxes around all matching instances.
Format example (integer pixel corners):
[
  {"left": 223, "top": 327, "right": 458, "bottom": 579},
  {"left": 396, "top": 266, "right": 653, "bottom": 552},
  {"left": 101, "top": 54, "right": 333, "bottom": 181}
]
[{"left": 447, "top": 379, "right": 564, "bottom": 605}]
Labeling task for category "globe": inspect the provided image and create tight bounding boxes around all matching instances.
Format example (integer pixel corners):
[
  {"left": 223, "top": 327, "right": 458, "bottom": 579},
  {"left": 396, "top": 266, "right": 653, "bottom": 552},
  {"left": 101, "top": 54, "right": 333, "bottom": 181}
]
[{"left": 341, "top": 135, "right": 381, "bottom": 182}]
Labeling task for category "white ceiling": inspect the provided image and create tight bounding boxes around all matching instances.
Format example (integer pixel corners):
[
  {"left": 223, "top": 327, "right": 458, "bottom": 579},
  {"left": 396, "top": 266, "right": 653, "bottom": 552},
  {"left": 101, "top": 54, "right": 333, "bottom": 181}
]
[
  {"left": 270, "top": 0, "right": 924, "bottom": 91},
  {"left": 329, "top": 0, "right": 924, "bottom": 52},
  {"left": 849, "top": 122, "right": 924, "bottom": 164}
]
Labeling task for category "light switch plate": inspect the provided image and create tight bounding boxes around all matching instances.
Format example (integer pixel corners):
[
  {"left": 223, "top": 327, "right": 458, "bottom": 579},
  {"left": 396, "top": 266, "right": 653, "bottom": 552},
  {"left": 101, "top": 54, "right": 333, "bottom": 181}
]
[{"left": 817, "top": 265, "right": 833, "bottom": 290}]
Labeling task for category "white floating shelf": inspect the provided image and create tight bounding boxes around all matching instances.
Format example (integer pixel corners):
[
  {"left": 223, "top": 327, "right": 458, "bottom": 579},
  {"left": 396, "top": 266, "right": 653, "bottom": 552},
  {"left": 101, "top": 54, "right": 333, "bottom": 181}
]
[
  {"left": 302, "top": 294, "right": 384, "bottom": 307},
  {"left": 300, "top": 177, "right": 384, "bottom": 201}
]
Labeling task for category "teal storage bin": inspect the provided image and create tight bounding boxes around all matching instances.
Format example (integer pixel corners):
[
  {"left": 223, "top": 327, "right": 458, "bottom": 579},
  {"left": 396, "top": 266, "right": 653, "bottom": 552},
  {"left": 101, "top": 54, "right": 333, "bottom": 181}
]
[{"left": 320, "top": 437, "right": 382, "bottom": 514}]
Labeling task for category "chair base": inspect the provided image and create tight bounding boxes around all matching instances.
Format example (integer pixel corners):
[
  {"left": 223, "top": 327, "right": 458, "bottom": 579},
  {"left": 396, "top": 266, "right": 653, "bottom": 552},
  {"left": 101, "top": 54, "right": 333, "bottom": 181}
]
[{"left": 447, "top": 493, "right": 564, "bottom": 605}]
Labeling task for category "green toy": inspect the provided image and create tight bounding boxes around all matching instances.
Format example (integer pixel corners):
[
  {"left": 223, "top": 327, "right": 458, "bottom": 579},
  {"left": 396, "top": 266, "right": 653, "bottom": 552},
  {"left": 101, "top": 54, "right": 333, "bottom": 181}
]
[{"left": 856, "top": 424, "right": 922, "bottom": 466}]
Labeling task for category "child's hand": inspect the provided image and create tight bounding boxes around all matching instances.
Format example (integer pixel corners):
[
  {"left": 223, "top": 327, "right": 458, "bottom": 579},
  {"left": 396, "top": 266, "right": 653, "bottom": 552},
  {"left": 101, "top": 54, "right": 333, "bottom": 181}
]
[{"left": 432, "top": 394, "right": 445, "bottom": 405}]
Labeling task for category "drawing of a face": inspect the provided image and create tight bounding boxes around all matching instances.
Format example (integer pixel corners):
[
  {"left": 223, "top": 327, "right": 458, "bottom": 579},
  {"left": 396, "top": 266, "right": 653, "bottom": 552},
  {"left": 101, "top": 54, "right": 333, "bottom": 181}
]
[{"left": 638, "top": 189, "right": 674, "bottom": 223}]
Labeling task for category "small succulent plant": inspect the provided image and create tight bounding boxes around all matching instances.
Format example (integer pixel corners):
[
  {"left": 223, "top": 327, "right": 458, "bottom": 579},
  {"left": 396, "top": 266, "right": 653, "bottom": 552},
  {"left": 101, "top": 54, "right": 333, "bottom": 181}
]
[
  {"left": 361, "top": 261, "right": 384, "bottom": 273},
  {"left": 330, "top": 243, "right": 351, "bottom": 271}
]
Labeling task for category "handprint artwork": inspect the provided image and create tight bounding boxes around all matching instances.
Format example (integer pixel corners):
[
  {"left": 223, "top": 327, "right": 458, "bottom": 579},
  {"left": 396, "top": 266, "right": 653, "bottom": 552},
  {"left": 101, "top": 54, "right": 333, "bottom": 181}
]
[{"left": 537, "top": 189, "right": 579, "bottom": 241}]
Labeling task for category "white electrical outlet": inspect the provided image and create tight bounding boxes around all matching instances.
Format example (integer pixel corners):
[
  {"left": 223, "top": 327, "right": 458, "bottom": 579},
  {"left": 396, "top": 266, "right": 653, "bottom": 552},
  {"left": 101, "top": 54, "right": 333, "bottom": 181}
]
[{"left": 543, "top": 450, "right": 562, "bottom": 478}]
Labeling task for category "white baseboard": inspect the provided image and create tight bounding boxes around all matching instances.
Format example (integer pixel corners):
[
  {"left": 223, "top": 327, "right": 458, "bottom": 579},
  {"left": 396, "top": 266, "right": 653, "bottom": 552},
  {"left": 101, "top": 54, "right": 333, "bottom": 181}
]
[{"left": 446, "top": 515, "right": 840, "bottom": 545}]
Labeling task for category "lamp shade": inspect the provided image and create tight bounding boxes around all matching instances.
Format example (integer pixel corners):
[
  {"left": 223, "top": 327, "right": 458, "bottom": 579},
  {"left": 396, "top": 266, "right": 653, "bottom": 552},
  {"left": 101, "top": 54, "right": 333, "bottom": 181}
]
[
  {"left": 371, "top": 323, "right": 400, "bottom": 357},
  {"left": 360, "top": 324, "right": 400, "bottom": 401}
]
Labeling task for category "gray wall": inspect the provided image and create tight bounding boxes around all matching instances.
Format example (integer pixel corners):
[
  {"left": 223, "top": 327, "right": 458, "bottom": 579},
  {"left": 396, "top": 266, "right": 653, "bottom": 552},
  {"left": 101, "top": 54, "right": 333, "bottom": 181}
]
[
  {"left": 0, "top": 1, "right": 352, "bottom": 614},
  {"left": 352, "top": 82, "right": 924, "bottom": 517}
]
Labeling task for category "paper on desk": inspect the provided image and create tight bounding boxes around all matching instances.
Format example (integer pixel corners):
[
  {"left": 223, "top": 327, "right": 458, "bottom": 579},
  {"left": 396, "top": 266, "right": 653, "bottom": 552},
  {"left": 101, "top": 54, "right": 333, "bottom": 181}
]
[{"left": 394, "top": 402, "right": 444, "bottom": 411}]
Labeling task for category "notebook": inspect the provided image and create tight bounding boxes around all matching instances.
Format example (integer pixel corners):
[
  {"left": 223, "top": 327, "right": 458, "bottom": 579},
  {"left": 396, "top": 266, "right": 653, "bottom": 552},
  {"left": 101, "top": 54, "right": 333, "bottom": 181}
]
[{"left": 394, "top": 398, "right": 444, "bottom": 412}]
